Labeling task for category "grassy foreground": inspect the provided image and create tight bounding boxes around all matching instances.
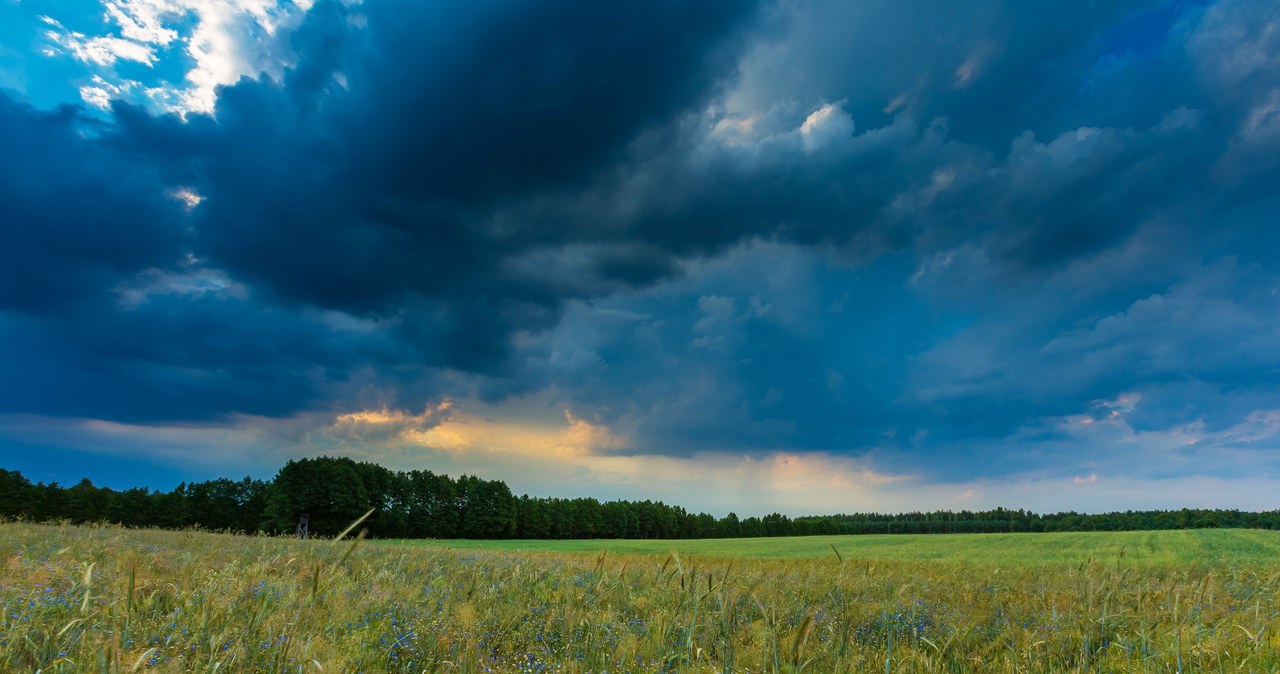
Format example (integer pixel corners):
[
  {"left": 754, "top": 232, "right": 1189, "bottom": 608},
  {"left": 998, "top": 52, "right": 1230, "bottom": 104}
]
[{"left": 1, "top": 523, "right": 1278, "bottom": 673}]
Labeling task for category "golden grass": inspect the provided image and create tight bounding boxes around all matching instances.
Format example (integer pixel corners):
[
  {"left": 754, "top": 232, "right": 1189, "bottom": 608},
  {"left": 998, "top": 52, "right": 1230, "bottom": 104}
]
[{"left": 2, "top": 522, "right": 1278, "bottom": 672}]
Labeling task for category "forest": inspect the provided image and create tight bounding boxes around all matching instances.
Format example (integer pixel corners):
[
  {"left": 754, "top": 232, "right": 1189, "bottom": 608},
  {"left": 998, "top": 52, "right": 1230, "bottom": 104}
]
[{"left": 2, "top": 457, "right": 1278, "bottom": 539}]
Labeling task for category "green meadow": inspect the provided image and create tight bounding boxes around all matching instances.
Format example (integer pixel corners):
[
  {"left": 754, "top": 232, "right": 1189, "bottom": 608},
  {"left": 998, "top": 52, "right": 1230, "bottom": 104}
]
[
  {"left": 2, "top": 523, "right": 1279, "bottom": 673},
  {"left": 399, "top": 528, "right": 1280, "bottom": 567}
]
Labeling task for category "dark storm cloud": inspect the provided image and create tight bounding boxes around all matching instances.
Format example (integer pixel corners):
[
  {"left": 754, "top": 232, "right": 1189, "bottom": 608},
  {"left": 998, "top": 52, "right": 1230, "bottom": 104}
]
[
  {"left": 1, "top": 0, "right": 764, "bottom": 420},
  {"left": 0, "top": 96, "right": 186, "bottom": 313},
  {"left": 487, "top": 0, "right": 1225, "bottom": 277},
  {"left": 0, "top": 273, "right": 414, "bottom": 421},
  {"left": 126, "top": 0, "right": 764, "bottom": 368},
  {"left": 5, "top": 0, "right": 1280, "bottom": 488},
  {"left": 722, "top": 0, "right": 1167, "bottom": 146},
  {"left": 490, "top": 0, "right": 1280, "bottom": 473}
]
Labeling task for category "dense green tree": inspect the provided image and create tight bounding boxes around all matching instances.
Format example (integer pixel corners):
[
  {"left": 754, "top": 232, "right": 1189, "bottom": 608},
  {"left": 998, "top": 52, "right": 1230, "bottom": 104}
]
[
  {"left": 263, "top": 457, "right": 370, "bottom": 536},
  {"left": 103, "top": 487, "right": 152, "bottom": 526},
  {"left": 403, "top": 469, "right": 460, "bottom": 538},
  {"left": 349, "top": 460, "right": 400, "bottom": 534},
  {"left": 148, "top": 487, "right": 190, "bottom": 529},
  {"left": 31, "top": 482, "right": 69, "bottom": 522},
  {"left": 65, "top": 479, "right": 108, "bottom": 524},
  {"left": 516, "top": 495, "right": 551, "bottom": 539},
  {"left": 718, "top": 512, "right": 741, "bottom": 538},
  {"left": 3, "top": 461, "right": 1280, "bottom": 540},
  {"left": 0, "top": 468, "right": 32, "bottom": 518},
  {"left": 184, "top": 478, "right": 244, "bottom": 530},
  {"left": 456, "top": 475, "right": 516, "bottom": 539}
]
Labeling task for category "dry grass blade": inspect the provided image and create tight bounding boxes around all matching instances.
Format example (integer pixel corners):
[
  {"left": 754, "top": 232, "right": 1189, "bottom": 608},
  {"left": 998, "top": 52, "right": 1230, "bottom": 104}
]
[
  {"left": 334, "top": 527, "right": 368, "bottom": 567},
  {"left": 129, "top": 648, "right": 158, "bottom": 672},
  {"left": 791, "top": 606, "right": 816, "bottom": 666},
  {"left": 332, "top": 508, "right": 376, "bottom": 542}
]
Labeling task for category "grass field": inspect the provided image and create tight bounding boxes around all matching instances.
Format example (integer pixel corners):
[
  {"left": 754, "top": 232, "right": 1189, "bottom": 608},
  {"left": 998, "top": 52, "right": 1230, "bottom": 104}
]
[
  {"left": 397, "top": 528, "right": 1280, "bottom": 567},
  {"left": 2, "top": 523, "right": 1278, "bottom": 673}
]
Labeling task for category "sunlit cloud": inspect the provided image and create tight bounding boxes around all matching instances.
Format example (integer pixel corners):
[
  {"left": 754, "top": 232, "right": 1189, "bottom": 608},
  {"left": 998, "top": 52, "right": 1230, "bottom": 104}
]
[
  {"left": 329, "top": 401, "right": 625, "bottom": 459},
  {"left": 42, "top": 16, "right": 158, "bottom": 67},
  {"left": 4, "top": 402, "right": 1280, "bottom": 515},
  {"left": 39, "top": 0, "right": 314, "bottom": 115},
  {"left": 798, "top": 101, "right": 854, "bottom": 152},
  {"left": 167, "top": 187, "right": 204, "bottom": 210},
  {"left": 78, "top": 75, "right": 136, "bottom": 110},
  {"left": 319, "top": 402, "right": 915, "bottom": 514}
]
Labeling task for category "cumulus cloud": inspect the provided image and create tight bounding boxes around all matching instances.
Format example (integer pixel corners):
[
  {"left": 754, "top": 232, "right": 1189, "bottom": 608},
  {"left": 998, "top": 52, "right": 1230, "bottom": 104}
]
[
  {"left": 39, "top": 0, "right": 310, "bottom": 114},
  {"left": 43, "top": 22, "right": 158, "bottom": 67},
  {"left": 799, "top": 102, "right": 855, "bottom": 152},
  {"left": 326, "top": 401, "right": 626, "bottom": 459}
]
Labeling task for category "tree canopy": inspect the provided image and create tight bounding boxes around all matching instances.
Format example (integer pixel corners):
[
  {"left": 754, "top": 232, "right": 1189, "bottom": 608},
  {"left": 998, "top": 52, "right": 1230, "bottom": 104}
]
[{"left": 1, "top": 463, "right": 1277, "bottom": 539}]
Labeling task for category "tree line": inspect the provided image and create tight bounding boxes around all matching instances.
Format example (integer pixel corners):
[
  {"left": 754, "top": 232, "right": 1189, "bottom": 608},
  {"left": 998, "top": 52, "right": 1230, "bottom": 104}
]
[{"left": 2, "top": 458, "right": 1278, "bottom": 538}]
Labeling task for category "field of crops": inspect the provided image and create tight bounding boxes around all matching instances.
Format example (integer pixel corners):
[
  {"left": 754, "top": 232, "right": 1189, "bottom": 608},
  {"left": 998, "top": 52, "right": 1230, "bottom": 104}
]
[
  {"left": 2, "top": 523, "right": 1278, "bottom": 673},
  {"left": 401, "top": 528, "right": 1280, "bottom": 567}
]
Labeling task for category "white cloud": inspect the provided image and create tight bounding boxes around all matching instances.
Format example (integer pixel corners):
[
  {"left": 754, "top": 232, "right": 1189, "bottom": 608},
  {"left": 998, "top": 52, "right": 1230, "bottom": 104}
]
[
  {"left": 1041, "top": 392, "right": 1280, "bottom": 483},
  {"left": 46, "top": 29, "right": 157, "bottom": 67},
  {"left": 167, "top": 186, "right": 204, "bottom": 210},
  {"left": 799, "top": 101, "right": 854, "bottom": 152},
  {"left": 102, "top": 1, "right": 180, "bottom": 45},
  {"left": 41, "top": 0, "right": 315, "bottom": 115},
  {"left": 179, "top": 0, "right": 302, "bottom": 114},
  {"left": 78, "top": 74, "right": 140, "bottom": 109}
]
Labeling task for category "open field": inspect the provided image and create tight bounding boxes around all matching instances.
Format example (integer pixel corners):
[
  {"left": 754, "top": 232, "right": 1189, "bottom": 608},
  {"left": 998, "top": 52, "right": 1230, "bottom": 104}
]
[
  {"left": 397, "top": 529, "right": 1280, "bottom": 567},
  {"left": 2, "top": 523, "right": 1279, "bottom": 672}
]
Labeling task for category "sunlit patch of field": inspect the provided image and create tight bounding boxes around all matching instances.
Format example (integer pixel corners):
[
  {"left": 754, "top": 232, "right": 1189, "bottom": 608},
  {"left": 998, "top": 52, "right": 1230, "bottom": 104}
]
[{"left": 2, "top": 523, "right": 1278, "bottom": 672}]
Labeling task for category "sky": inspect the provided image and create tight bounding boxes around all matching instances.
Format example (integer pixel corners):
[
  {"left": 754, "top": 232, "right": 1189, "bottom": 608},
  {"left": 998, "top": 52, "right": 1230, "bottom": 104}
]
[{"left": 2, "top": 0, "right": 1280, "bottom": 516}]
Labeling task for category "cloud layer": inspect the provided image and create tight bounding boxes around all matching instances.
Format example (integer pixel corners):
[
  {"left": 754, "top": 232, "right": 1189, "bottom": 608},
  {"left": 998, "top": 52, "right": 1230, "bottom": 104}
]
[{"left": 3, "top": 0, "right": 1280, "bottom": 511}]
